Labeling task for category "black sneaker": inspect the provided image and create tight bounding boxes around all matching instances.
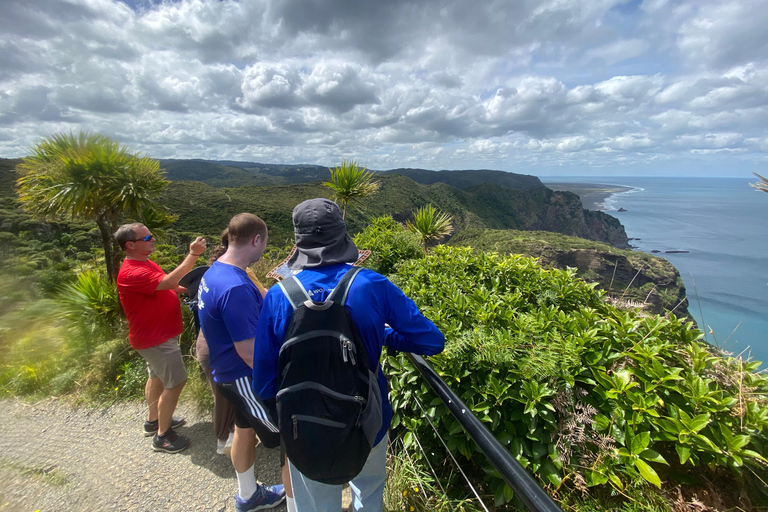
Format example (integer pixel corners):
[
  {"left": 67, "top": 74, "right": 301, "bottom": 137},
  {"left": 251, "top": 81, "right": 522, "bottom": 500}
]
[
  {"left": 152, "top": 428, "right": 190, "bottom": 453},
  {"left": 142, "top": 417, "right": 187, "bottom": 437}
]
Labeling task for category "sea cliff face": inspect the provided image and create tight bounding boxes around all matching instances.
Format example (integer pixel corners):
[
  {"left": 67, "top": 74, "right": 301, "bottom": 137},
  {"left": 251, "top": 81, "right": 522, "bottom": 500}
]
[
  {"left": 543, "top": 189, "right": 630, "bottom": 249},
  {"left": 449, "top": 229, "right": 690, "bottom": 318},
  {"left": 547, "top": 248, "right": 690, "bottom": 318}
]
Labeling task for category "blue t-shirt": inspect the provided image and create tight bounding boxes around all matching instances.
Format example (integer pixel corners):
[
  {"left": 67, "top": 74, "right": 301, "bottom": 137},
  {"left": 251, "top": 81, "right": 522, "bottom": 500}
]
[
  {"left": 198, "top": 261, "right": 263, "bottom": 383},
  {"left": 252, "top": 263, "right": 445, "bottom": 445}
]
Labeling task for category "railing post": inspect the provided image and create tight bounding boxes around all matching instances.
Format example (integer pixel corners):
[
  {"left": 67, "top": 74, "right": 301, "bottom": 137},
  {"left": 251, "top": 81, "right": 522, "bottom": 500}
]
[{"left": 406, "top": 353, "right": 563, "bottom": 512}]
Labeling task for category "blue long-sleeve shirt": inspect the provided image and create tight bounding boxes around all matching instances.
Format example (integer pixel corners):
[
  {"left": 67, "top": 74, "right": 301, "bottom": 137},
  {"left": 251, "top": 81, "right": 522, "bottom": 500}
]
[{"left": 252, "top": 263, "right": 445, "bottom": 445}]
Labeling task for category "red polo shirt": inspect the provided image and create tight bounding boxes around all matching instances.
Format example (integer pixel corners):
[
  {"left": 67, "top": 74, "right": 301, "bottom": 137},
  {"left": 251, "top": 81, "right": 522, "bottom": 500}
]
[{"left": 117, "top": 258, "right": 183, "bottom": 350}]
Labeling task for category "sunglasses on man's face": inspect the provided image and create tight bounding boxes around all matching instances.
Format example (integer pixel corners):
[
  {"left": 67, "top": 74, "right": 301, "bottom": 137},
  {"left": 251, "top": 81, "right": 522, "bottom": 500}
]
[{"left": 129, "top": 234, "right": 155, "bottom": 242}]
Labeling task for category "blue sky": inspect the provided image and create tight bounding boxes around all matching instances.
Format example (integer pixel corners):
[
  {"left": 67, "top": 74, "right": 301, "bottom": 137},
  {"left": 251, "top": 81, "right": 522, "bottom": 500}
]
[{"left": 1, "top": 0, "right": 767, "bottom": 177}]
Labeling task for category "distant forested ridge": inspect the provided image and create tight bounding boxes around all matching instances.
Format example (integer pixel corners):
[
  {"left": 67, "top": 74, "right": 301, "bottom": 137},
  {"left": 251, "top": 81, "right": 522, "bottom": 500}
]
[
  {"left": 158, "top": 159, "right": 331, "bottom": 187},
  {"left": 158, "top": 159, "right": 630, "bottom": 249},
  {"left": 377, "top": 167, "right": 543, "bottom": 190}
]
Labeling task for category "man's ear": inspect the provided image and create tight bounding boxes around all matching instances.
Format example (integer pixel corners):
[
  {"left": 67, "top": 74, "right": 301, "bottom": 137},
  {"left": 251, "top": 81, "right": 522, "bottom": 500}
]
[{"left": 252, "top": 234, "right": 262, "bottom": 247}]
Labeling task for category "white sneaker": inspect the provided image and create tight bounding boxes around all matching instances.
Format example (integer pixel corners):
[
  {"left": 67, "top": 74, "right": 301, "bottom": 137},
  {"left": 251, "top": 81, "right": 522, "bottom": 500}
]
[{"left": 217, "top": 431, "right": 234, "bottom": 456}]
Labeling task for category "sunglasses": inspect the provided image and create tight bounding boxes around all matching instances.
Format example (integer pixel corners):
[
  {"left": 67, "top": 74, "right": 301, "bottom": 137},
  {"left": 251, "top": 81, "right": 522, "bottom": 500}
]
[{"left": 128, "top": 234, "right": 155, "bottom": 242}]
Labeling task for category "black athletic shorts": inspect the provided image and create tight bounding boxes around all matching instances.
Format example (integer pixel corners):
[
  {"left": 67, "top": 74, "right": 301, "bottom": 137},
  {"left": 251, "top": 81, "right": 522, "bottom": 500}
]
[{"left": 216, "top": 375, "right": 280, "bottom": 449}]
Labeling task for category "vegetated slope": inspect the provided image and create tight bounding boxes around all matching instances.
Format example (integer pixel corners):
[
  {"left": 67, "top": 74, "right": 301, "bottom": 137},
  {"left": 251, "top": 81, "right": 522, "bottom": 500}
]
[
  {"left": 159, "top": 159, "right": 331, "bottom": 187},
  {"left": 450, "top": 228, "right": 689, "bottom": 317},
  {"left": 0, "top": 158, "right": 21, "bottom": 198},
  {"left": 159, "top": 159, "right": 544, "bottom": 190},
  {"left": 161, "top": 174, "right": 630, "bottom": 249},
  {"left": 377, "top": 167, "right": 543, "bottom": 190},
  {"left": 159, "top": 180, "right": 331, "bottom": 245}
]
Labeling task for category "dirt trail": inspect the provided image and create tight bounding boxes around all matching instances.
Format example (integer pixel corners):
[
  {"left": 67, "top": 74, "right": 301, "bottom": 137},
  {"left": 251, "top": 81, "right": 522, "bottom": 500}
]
[{"left": 0, "top": 398, "right": 283, "bottom": 512}]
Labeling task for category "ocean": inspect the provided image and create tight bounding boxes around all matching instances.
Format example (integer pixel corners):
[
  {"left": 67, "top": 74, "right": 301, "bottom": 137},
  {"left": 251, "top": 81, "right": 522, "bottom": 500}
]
[{"left": 541, "top": 176, "right": 768, "bottom": 367}]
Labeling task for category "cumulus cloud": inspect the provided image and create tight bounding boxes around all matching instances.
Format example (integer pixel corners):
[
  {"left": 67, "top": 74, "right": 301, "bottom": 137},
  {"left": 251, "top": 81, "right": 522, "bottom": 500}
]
[{"left": 0, "top": 0, "right": 765, "bottom": 176}]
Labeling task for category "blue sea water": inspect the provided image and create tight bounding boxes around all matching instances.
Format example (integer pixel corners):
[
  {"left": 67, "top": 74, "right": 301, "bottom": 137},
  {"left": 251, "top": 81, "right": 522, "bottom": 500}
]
[{"left": 542, "top": 176, "right": 768, "bottom": 366}]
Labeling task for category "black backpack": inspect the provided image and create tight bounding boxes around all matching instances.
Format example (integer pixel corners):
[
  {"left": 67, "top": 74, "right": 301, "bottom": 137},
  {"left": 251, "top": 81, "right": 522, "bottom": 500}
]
[{"left": 275, "top": 267, "right": 383, "bottom": 485}]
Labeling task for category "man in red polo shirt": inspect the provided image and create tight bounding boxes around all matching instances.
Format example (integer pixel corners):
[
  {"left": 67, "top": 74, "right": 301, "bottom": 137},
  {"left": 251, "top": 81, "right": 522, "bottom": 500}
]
[{"left": 115, "top": 222, "right": 207, "bottom": 453}]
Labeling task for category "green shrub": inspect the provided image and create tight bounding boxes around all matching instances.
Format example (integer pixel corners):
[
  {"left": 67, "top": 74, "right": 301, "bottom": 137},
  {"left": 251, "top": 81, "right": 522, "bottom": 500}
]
[
  {"left": 57, "top": 270, "right": 124, "bottom": 351},
  {"left": 353, "top": 216, "right": 424, "bottom": 275},
  {"left": 116, "top": 356, "right": 150, "bottom": 399},
  {"left": 387, "top": 246, "right": 768, "bottom": 507},
  {"left": 36, "top": 267, "right": 76, "bottom": 296}
]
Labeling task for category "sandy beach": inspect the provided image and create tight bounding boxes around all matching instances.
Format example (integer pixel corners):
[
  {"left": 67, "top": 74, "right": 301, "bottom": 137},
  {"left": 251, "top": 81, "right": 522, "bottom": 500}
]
[{"left": 544, "top": 182, "right": 634, "bottom": 211}]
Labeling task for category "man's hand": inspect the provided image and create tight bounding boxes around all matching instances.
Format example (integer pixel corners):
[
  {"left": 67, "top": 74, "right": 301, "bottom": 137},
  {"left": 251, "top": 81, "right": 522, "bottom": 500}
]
[
  {"left": 189, "top": 237, "right": 207, "bottom": 257},
  {"left": 156, "top": 235, "right": 208, "bottom": 291}
]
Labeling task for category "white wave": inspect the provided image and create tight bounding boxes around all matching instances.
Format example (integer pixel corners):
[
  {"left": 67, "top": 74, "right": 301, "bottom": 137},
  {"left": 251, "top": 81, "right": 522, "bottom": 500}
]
[{"left": 603, "top": 186, "right": 643, "bottom": 211}]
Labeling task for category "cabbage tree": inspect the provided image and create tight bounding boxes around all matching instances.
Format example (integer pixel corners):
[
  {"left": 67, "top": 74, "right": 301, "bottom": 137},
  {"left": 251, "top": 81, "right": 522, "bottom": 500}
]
[
  {"left": 16, "top": 132, "right": 172, "bottom": 282},
  {"left": 752, "top": 173, "right": 768, "bottom": 194},
  {"left": 406, "top": 204, "right": 454, "bottom": 251},
  {"left": 323, "top": 160, "right": 380, "bottom": 220}
]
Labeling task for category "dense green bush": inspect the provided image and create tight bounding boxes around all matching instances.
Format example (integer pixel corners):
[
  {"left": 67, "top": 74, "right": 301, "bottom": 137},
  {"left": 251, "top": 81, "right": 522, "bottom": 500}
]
[
  {"left": 387, "top": 245, "right": 768, "bottom": 508},
  {"left": 58, "top": 270, "right": 123, "bottom": 347},
  {"left": 353, "top": 216, "right": 424, "bottom": 275}
]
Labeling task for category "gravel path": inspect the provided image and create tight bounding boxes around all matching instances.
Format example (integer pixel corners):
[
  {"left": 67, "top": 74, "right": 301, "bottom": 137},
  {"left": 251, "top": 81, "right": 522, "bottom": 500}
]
[{"left": 0, "top": 398, "right": 286, "bottom": 512}]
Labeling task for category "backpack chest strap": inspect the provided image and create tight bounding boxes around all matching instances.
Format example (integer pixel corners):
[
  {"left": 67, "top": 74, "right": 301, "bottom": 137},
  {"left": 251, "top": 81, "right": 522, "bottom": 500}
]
[{"left": 277, "top": 266, "right": 363, "bottom": 310}]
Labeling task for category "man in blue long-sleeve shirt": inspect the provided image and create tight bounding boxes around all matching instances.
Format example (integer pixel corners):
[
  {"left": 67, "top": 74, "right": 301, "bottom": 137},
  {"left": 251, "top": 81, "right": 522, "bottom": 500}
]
[{"left": 253, "top": 198, "right": 444, "bottom": 512}]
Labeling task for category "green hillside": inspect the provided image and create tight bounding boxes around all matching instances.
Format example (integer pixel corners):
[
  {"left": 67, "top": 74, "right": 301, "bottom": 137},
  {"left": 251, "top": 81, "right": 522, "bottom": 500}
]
[
  {"left": 378, "top": 167, "right": 543, "bottom": 190},
  {"left": 158, "top": 159, "right": 544, "bottom": 191},
  {"left": 159, "top": 173, "right": 626, "bottom": 249},
  {"left": 159, "top": 159, "right": 333, "bottom": 187},
  {"left": 0, "top": 159, "right": 20, "bottom": 198}
]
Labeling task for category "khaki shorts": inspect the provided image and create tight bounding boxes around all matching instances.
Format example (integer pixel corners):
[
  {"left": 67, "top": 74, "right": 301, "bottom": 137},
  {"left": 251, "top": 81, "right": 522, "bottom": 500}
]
[{"left": 136, "top": 337, "right": 188, "bottom": 389}]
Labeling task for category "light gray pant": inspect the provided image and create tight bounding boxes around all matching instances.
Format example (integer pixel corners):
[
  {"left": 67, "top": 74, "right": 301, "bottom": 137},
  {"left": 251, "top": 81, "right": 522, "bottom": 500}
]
[{"left": 288, "top": 434, "right": 388, "bottom": 512}]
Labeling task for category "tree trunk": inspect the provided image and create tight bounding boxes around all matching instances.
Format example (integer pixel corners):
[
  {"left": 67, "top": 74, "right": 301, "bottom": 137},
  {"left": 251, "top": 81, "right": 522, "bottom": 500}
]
[{"left": 95, "top": 214, "right": 119, "bottom": 283}]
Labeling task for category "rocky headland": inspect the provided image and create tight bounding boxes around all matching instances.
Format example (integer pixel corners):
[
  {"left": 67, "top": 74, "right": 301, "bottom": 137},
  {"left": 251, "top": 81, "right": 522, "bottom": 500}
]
[
  {"left": 543, "top": 182, "right": 634, "bottom": 211},
  {"left": 449, "top": 229, "right": 690, "bottom": 318}
]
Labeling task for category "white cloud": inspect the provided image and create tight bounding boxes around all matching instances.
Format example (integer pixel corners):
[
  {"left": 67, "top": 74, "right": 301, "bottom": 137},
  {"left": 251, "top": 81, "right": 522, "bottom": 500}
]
[
  {"left": 584, "top": 39, "right": 650, "bottom": 66},
  {"left": 677, "top": 0, "right": 768, "bottom": 71},
  {"left": 0, "top": 0, "right": 765, "bottom": 176}
]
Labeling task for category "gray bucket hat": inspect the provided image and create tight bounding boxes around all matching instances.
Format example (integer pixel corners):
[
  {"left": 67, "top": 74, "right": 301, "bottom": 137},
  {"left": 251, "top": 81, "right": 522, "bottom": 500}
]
[{"left": 286, "top": 198, "right": 359, "bottom": 270}]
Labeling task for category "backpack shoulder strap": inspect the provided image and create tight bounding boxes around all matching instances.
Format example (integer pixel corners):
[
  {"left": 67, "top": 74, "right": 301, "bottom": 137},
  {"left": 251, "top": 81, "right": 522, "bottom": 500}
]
[
  {"left": 327, "top": 266, "right": 363, "bottom": 306},
  {"left": 277, "top": 275, "right": 311, "bottom": 310}
]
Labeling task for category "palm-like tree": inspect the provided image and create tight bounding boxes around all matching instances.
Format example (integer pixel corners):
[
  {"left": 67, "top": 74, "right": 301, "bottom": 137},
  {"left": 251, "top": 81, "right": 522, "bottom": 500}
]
[
  {"left": 406, "top": 204, "right": 454, "bottom": 251},
  {"left": 752, "top": 173, "right": 768, "bottom": 194},
  {"left": 323, "top": 160, "right": 380, "bottom": 220},
  {"left": 16, "top": 131, "right": 172, "bottom": 282}
]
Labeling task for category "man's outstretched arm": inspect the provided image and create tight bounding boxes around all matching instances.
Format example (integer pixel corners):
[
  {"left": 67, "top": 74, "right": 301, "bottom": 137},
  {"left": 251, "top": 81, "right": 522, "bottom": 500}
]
[{"left": 156, "top": 236, "right": 207, "bottom": 290}]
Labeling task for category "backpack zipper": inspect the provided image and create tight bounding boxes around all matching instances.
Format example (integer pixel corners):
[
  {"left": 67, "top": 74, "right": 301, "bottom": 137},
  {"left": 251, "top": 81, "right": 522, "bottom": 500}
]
[
  {"left": 291, "top": 414, "right": 347, "bottom": 439},
  {"left": 278, "top": 381, "right": 367, "bottom": 404},
  {"left": 340, "top": 335, "right": 356, "bottom": 365}
]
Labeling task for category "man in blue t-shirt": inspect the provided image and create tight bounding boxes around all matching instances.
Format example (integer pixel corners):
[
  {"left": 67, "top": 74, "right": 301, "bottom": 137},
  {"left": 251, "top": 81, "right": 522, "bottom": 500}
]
[
  {"left": 198, "top": 213, "right": 286, "bottom": 512},
  {"left": 253, "top": 199, "right": 445, "bottom": 512}
]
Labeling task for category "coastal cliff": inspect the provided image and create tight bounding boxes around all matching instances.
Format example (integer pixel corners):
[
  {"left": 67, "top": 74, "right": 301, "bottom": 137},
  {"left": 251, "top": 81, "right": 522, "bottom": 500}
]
[
  {"left": 449, "top": 228, "right": 690, "bottom": 318},
  {"left": 540, "top": 189, "right": 630, "bottom": 248}
]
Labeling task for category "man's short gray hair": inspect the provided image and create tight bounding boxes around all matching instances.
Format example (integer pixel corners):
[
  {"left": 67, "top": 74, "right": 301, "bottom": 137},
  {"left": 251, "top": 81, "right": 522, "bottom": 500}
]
[{"left": 114, "top": 223, "right": 145, "bottom": 250}]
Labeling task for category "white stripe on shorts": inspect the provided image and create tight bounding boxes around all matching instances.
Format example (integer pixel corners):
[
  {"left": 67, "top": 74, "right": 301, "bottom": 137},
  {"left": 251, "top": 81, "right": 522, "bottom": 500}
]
[{"left": 234, "top": 376, "right": 279, "bottom": 433}]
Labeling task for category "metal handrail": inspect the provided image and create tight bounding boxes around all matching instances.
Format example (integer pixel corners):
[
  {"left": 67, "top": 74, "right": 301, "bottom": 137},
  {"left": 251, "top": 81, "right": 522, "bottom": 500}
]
[{"left": 406, "top": 353, "right": 563, "bottom": 512}]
